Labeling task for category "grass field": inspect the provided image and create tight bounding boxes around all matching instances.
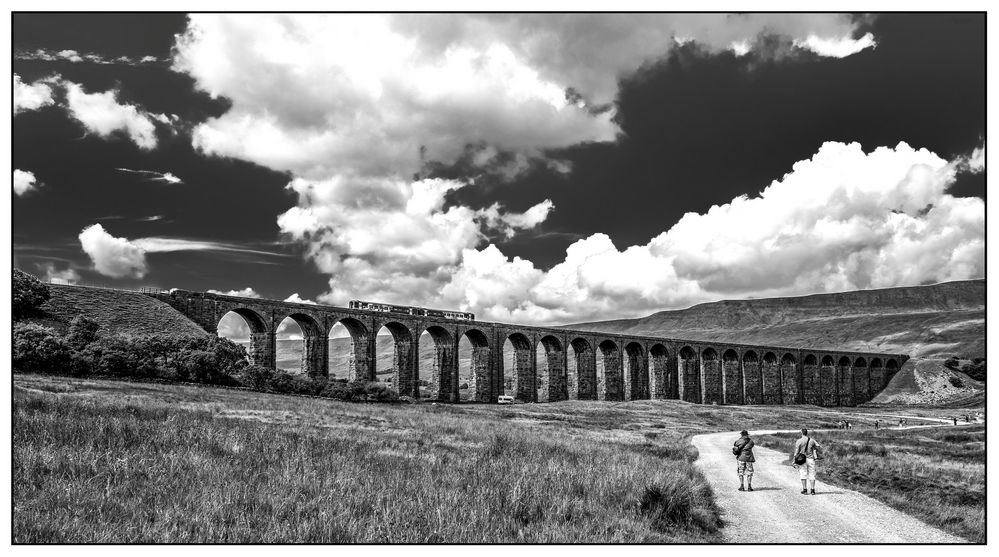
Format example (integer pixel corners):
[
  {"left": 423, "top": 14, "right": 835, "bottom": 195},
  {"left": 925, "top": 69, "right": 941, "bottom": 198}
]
[
  {"left": 12, "top": 373, "right": 982, "bottom": 543},
  {"left": 755, "top": 426, "right": 985, "bottom": 543}
]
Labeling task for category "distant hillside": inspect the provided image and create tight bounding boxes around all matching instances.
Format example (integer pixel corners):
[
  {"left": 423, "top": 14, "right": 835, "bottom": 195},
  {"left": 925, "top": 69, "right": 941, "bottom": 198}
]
[
  {"left": 30, "top": 285, "right": 209, "bottom": 338},
  {"left": 567, "top": 280, "right": 984, "bottom": 359}
]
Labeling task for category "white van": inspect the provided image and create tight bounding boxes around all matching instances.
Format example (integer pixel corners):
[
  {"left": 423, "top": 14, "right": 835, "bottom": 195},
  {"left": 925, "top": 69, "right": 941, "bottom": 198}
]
[{"left": 497, "top": 395, "right": 514, "bottom": 404}]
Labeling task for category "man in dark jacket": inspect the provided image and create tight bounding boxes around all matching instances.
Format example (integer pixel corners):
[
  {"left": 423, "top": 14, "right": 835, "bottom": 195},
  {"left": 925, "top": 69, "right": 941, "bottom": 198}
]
[{"left": 733, "top": 430, "right": 756, "bottom": 492}]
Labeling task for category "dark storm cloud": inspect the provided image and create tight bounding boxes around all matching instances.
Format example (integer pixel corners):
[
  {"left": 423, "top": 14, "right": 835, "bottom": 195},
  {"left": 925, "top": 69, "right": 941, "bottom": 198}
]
[{"left": 442, "top": 13, "right": 985, "bottom": 269}]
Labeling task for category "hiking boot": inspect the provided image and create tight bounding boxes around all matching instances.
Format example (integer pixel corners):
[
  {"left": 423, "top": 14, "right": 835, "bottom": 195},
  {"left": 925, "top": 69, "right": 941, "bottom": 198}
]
[
  {"left": 747, "top": 486, "right": 754, "bottom": 492},
  {"left": 738, "top": 486, "right": 745, "bottom": 491},
  {"left": 801, "top": 489, "right": 808, "bottom": 494},
  {"left": 810, "top": 489, "right": 816, "bottom": 495}
]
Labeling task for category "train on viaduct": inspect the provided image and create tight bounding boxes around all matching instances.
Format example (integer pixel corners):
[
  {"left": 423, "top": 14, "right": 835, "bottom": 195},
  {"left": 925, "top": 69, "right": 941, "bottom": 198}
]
[{"left": 153, "top": 289, "right": 907, "bottom": 407}]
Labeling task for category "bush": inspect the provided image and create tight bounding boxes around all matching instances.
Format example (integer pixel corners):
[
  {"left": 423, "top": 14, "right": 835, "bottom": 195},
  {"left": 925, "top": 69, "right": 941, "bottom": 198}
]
[
  {"left": 239, "top": 364, "right": 274, "bottom": 391},
  {"left": 13, "top": 323, "right": 70, "bottom": 372},
  {"left": 13, "top": 269, "right": 50, "bottom": 320},
  {"left": 269, "top": 372, "right": 297, "bottom": 394},
  {"left": 949, "top": 376, "right": 965, "bottom": 388},
  {"left": 66, "top": 316, "right": 101, "bottom": 349}
]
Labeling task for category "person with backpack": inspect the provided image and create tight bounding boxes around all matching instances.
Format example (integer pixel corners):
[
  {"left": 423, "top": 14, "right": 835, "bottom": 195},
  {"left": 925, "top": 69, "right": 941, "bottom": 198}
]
[
  {"left": 792, "top": 428, "right": 822, "bottom": 495},
  {"left": 732, "top": 430, "right": 756, "bottom": 492}
]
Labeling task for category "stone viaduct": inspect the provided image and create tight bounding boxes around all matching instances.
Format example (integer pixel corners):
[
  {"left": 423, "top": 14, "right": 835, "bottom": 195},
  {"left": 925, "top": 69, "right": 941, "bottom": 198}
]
[{"left": 153, "top": 289, "right": 908, "bottom": 406}]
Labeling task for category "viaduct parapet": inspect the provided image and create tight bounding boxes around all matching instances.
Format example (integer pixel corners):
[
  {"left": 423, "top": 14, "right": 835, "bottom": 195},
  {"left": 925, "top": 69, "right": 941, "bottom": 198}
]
[{"left": 153, "top": 289, "right": 907, "bottom": 406}]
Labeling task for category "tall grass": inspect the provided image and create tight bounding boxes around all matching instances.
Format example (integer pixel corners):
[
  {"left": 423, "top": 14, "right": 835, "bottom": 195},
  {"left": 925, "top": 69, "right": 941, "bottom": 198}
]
[
  {"left": 755, "top": 427, "right": 985, "bottom": 543},
  {"left": 13, "top": 379, "right": 722, "bottom": 543}
]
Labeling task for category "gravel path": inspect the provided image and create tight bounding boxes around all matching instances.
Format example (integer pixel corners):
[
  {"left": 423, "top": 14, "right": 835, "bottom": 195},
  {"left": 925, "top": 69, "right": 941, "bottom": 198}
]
[{"left": 692, "top": 428, "right": 965, "bottom": 543}]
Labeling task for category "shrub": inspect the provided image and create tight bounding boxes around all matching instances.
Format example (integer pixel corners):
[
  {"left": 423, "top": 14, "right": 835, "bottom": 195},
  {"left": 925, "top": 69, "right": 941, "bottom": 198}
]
[
  {"left": 291, "top": 375, "right": 327, "bottom": 396},
  {"left": 269, "top": 372, "right": 297, "bottom": 394},
  {"left": 13, "top": 323, "right": 70, "bottom": 372},
  {"left": 66, "top": 316, "right": 101, "bottom": 349},
  {"left": 949, "top": 376, "right": 965, "bottom": 388},
  {"left": 13, "top": 269, "right": 50, "bottom": 320},
  {"left": 365, "top": 382, "right": 400, "bottom": 402},
  {"left": 239, "top": 364, "right": 275, "bottom": 391}
]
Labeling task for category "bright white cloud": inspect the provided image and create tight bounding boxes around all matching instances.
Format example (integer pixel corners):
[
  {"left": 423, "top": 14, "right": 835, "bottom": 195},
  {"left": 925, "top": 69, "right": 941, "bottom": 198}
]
[
  {"left": 13, "top": 74, "right": 55, "bottom": 114},
  {"left": 115, "top": 167, "right": 184, "bottom": 184},
  {"left": 13, "top": 169, "right": 40, "bottom": 196},
  {"left": 78, "top": 224, "right": 148, "bottom": 279},
  {"left": 208, "top": 287, "right": 261, "bottom": 298},
  {"left": 15, "top": 48, "right": 161, "bottom": 65},
  {"left": 960, "top": 143, "right": 985, "bottom": 173},
  {"left": 64, "top": 82, "right": 158, "bottom": 149},
  {"left": 794, "top": 32, "right": 877, "bottom": 58},
  {"left": 38, "top": 262, "right": 81, "bottom": 284},
  {"left": 284, "top": 293, "right": 316, "bottom": 304}
]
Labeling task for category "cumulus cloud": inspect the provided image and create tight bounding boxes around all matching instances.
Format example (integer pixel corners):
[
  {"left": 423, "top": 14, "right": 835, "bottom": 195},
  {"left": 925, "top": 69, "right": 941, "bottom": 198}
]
[
  {"left": 64, "top": 82, "right": 158, "bottom": 149},
  {"left": 38, "top": 262, "right": 81, "bottom": 284},
  {"left": 958, "top": 143, "right": 985, "bottom": 173},
  {"left": 13, "top": 169, "right": 40, "bottom": 196},
  {"left": 13, "top": 74, "right": 55, "bottom": 114},
  {"left": 284, "top": 293, "right": 316, "bottom": 305},
  {"left": 78, "top": 224, "right": 148, "bottom": 278},
  {"left": 116, "top": 167, "right": 184, "bottom": 184},
  {"left": 209, "top": 287, "right": 261, "bottom": 298},
  {"left": 427, "top": 142, "right": 985, "bottom": 323},
  {"left": 794, "top": 32, "right": 877, "bottom": 58}
]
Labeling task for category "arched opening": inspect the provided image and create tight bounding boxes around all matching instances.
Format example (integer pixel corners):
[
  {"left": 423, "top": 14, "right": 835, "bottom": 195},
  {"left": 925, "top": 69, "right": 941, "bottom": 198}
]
[
  {"left": 597, "top": 340, "right": 623, "bottom": 401},
  {"left": 701, "top": 348, "right": 722, "bottom": 405},
  {"left": 216, "top": 309, "right": 264, "bottom": 366},
  {"left": 570, "top": 338, "right": 596, "bottom": 400},
  {"left": 274, "top": 317, "right": 304, "bottom": 373},
  {"left": 819, "top": 355, "right": 837, "bottom": 406},
  {"left": 625, "top": 342, "right": 648, "bottom": 400},
  {"left": 722, "top": 349, "right": 742, "bottom": 405},
  {"left": 853, "top": 357, "right": 870, "bottom": 403},
  {"left": 649, "top": 344, "right": 671, "bottom": 399},
  {"left": 679, "top": 346, "right": 700, "bottom": 403},
  {"left": 328, "top": 317, "right": 369, "bottom": 381},
  {"left": 869, "top": 358, "right": 885, "bottom": 397},
  {"left": 420, "top": 326, "right": 454, "bottom": 401},
  {"left": 375, "top": 322, "right": 415, "bottom": 397},
  {"left": 504, "top": 333, "right": 533, "bottom": 402},
  {"left": 537, "top": 336, "right": 566, "bottom": 403},
  {"left": 743, "top": 351, "right": 761, "bottom": 405},
  {"left": 761, "top": 352, "right": 781, "bottom": 404},
  {"left": 780, "top": 353, "right": 798, "bottom": 404},
  {"left": 458, "top": 329, "right": 490, "bottom": 402},
  {"left": 801, "top": 354, "right": 821, "bottom": 405},
  {"left": 885, "top": 359, "right": 900, "bottom": 389},
  {"left": 837, "top": 356, "right": 854, "bottom": 407}
]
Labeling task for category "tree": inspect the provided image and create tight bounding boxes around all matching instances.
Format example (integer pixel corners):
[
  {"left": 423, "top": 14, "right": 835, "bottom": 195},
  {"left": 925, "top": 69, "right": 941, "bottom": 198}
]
[
  {"left": 66, "top": 316, "right": 101, "bottom": 349},
  {"left": 13, "top": 322, "right": 70, "bottom": 372},
  {"left": 13, "top": 269, "right": 50, "bottom": 320}
]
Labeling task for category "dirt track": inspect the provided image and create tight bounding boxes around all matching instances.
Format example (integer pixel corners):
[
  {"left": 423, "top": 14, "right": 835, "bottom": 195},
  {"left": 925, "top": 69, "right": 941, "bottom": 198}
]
[{"left": 692, "top": 428, "right": 965, "bottom": 543}]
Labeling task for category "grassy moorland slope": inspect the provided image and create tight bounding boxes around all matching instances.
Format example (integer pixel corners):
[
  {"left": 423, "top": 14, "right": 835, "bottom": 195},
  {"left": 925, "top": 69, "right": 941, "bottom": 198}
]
[
  {"left": 567, "top": 280, "right": 984, "bottom": 359},
  {"left": 755, "top": 426, "right": 985, "bottom": 543},
  {"left": 31, "top": 284, "right": 208, "bottom": 338}
]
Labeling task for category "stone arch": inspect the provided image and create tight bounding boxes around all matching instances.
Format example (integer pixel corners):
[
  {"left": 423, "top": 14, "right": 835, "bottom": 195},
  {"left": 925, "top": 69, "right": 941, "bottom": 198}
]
[
  {"left": 537, "top": 335, "right": 567, "bottom": 402},
  {"left": 678, "top": 346, "right": 700, "bottom": 403},
  {"left": 701, "top": 347, "right": 722, "bottom": 405},
  {"left": 376, "top": 321, "right": 416, "bottom": 398},
  {"left": 276, "top": 312, "right": 326, "bottom": 377},
  {"left": 722, "top": 349, "right": 742, "bottom": 405},
  {"left": 459, "top": 328, "right": 492, "bottom": 403},
  {"left": 818, "top": 355, "right": 837, "bottom": 406},
  {"left": 869, "top": 357, "right": 885, "bottom": 398},
  {"left": 597, "top": 339, "right": 623, "bottom": 401},
  {"left": 853, "top": 357, "right": 870, "bottom": 403},
  {"left": 570, "top": 338, "right": 596, "bottom": 400},
  {"left": 837, "top": 356, "right": 854, "bottom": 407},
  {"left": 649, "top": 343, "right": 673, "bottom": 399},
  {"left": 743, "top": 350, "right": 762, "bottom": 405},
  {"left": 885, "top": 358, "right": 900, "bottom": 390},
  {"left": 217, "top": 307, "right": 272, "bottom": 368},
  {"left": 625, "top": 342, "right": 649, "bottom": 400},
  {"left": 761, "top": 351, "right": 781, "bottom": 404},
  {"left": 328, "top": 317, "right": 371, "bottom": 382},
  {"left": 504, "top": 332, "right": 534, "bottom": 402},
  {"left": 422, "top": 325, "right": 456, "bottom": 401},
  {"left": 780, "top": 353, "right": 799, "bottom": 404}
]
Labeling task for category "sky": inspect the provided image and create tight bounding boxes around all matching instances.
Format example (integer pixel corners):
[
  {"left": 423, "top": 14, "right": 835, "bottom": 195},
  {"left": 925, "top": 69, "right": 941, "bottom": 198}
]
[{"left": 12, "top": 12, "right": 986, "bottom": 332}]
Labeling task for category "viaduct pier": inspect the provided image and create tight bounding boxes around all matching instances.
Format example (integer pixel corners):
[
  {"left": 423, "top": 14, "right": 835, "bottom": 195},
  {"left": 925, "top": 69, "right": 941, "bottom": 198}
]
[{"left": 154, "top": 289, "right": 907, "bottom": 407}]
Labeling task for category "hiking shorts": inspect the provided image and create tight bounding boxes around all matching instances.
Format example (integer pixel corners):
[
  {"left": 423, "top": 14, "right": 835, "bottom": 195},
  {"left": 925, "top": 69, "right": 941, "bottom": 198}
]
[
  {"left": 797, "top": 458, "right": 816, "bottom": 481},
  {"left": 737, "top": 461, "right": 754, "bottom": 477}
]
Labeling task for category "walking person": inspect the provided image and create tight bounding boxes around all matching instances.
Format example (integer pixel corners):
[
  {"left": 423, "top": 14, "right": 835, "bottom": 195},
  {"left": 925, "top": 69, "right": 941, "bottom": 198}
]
[
  {"left": 732, "top": 429, "right": 756, "bottom": 492},
  {"left": 874, "top": 419, "right": 880, "bottom": 430},
  {"left": 791, "top": 428, "right": 822, "bottom": 495}
]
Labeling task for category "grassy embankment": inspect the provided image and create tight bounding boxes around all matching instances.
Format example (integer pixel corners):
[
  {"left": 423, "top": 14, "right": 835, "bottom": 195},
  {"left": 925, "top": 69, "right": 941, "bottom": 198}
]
[{"left": 755, "top": 426, "right": 985, "bottom": 543}]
